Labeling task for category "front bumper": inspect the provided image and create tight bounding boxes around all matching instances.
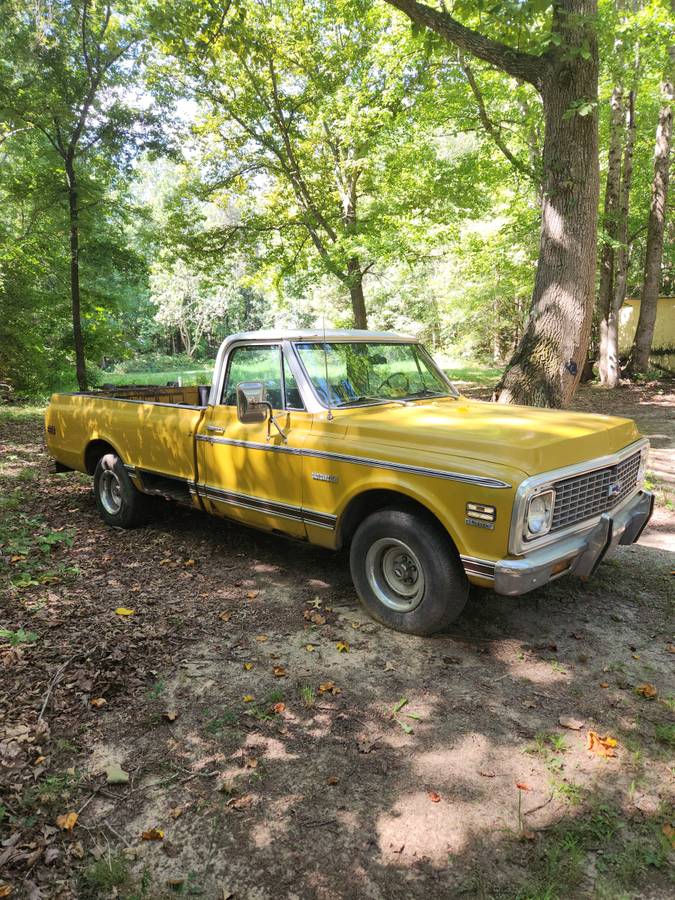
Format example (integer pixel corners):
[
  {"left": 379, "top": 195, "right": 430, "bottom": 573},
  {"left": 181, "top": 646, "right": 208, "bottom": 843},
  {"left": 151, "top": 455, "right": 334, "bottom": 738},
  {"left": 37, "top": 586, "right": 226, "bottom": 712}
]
[{"left": 493, "top": 490, "right": 654, "bottom": 597}]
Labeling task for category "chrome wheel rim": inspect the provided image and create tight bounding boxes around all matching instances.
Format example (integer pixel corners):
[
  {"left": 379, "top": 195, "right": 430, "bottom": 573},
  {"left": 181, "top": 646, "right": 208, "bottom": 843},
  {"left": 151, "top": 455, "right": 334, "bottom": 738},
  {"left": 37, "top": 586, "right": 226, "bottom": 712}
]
[
  {"left": 100, "top": 469, "right": 123, "bottom": 515},
  {"left": 365, "top": 537, "right": 425, "bottom": 613}
]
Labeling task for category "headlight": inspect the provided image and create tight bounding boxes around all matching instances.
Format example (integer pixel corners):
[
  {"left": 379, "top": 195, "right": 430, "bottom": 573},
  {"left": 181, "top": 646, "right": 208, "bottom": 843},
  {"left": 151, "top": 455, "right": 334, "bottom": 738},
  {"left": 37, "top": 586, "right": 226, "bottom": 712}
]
[
  {"left": 637, "top": 445, "right": 649, "bottom": 486},
  {"left": 525, "top": 489, "right": 555, "bottom": 539}
]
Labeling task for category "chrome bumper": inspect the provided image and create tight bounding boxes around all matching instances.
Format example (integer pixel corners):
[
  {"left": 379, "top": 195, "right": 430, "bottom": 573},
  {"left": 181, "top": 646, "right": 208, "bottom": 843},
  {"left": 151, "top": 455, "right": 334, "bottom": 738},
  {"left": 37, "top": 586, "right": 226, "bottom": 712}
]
[{"left": 493, "top": 490, "right": 654, "bottom": 597}]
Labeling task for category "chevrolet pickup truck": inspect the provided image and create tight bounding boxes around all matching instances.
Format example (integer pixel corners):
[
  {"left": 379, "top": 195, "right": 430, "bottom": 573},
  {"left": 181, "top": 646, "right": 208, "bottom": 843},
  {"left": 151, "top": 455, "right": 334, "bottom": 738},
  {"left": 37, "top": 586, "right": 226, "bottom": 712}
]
[{"left": 45, "top": 330, "right": 654, "bottom": 635}]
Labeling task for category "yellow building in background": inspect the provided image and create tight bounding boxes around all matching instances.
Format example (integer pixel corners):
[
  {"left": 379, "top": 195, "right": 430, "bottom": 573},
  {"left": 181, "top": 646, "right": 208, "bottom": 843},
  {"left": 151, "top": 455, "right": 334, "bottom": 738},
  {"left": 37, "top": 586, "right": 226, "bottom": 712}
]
[{"left": 619, "top": 297, "right": 675, "bottom": 370}]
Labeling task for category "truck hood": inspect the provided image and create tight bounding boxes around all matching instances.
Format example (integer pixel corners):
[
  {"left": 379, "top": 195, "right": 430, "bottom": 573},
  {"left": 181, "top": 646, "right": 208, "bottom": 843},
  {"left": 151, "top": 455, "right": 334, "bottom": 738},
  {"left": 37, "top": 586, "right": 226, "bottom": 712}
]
[{"left": 341, "top": 397, "right": 641, "bottom": 476}]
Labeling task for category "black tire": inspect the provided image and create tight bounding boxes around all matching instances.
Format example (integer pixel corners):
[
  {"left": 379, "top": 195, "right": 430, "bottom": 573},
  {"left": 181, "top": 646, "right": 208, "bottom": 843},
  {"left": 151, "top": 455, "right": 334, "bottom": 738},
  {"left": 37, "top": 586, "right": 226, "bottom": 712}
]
[
  {"left": 349, "top": 508, "right": 468, "bottom": 636},
  {"left": 93, "top": 453, "right": 151, "bottom": 528}
]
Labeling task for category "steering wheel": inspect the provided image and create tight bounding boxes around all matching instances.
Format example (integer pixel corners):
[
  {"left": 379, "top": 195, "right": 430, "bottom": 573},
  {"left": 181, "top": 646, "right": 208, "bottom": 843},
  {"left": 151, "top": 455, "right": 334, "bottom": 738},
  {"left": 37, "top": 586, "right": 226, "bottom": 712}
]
[{"left": 376, "top": 371, "right": 411, "bottom": 394}]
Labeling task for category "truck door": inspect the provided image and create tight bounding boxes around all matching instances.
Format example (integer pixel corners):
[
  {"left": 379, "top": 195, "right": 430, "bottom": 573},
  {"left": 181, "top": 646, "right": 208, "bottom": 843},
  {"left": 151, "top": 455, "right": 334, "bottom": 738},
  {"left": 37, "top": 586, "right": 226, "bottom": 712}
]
[{"left": 196, "top": 343, "right": 309, "bottom": 537}]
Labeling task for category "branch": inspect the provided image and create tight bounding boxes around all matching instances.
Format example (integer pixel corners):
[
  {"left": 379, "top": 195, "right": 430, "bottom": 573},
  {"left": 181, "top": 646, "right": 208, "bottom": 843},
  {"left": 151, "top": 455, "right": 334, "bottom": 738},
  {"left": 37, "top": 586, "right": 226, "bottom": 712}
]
[
  {"left": 384, "top": 0, "right": 544, "bottom": 91},
  {"left": 460, "top": 54, "right": 537, "bottom": 180}
]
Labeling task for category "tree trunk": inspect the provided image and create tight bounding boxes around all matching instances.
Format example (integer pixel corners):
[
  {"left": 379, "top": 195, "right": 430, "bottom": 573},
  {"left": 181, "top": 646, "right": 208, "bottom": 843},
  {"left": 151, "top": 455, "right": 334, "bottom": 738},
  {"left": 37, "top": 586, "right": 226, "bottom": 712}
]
[
  {"left": 605, "top": 88, "right": 636, "bottom": 388},
  {"left": 347, "top": 257, "right": 368, "bottom": 329},
  {"left": 386, "top": 0, "right": 599, "bottom": 408},
  {"left": 597, "top": 87, "right": 624, "bottom": 385},
  {"left": 628, "top": 78, "right": 673, "bottom": 374},
  {"left": 495, "top": 19, "right": 599, "bottom": 405},
  {"left": 65, "top": 157, "right": 87, "bottom": 391}
]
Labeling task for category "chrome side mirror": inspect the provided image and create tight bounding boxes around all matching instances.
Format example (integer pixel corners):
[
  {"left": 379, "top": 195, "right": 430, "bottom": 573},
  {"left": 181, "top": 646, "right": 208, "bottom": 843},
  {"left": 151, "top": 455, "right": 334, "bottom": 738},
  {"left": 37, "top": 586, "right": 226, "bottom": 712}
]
[
  {"left": 236, "top": 382, "right": 268, "bottom": 424},
  {"left": 236, "top": 381, "right": 288, "bottom": 442}
]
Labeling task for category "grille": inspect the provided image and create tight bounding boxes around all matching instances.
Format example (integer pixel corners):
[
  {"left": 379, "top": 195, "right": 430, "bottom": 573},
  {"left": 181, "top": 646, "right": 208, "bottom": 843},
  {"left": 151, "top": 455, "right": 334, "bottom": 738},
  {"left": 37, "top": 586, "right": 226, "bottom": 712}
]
[{"left": 551, "top": 450, "right": 642, "bottom": 533}]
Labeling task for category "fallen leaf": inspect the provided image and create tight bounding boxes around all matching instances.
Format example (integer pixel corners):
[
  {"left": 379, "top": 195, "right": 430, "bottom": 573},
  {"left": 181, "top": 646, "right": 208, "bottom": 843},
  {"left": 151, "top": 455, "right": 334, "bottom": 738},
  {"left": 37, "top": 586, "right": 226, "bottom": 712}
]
[
  {"left": 169, "top": 807, "right": 183, "bottom": 819},
  {"left": 115, "top": 607, "right": 135, "bottom": 617},
  {"left": 243, "top": 662, "right": 253, "bottom": 671},
  {"left": 227, "top": 794, "right": 253, "bottom": 809},
  {"left": 164, "top": 711, "right": 178, "bottom": 722},
  {"left": 351, "top": 621, "right": 360, "bottom": 629},
  {"left": 70, "top": 841, "right": 84, "bottom": 859},
  {"left": 515, "top": 783, "right": 531, "bottom": 791},
  {"left": 105, "top": 762, "right": 129, "bottom": 784},
  {"left": 666, "top": 643, "right": 675, "bottom": 654},
  {"left": 0, "top": 885, "right": 13, "bottom": 897},
  {"left": 56, "top": 811, "right": 78, "bottom": 831},
  {"left": 305, "top": 644, "right": 315, "bottom": 652},
  {"left": 662, "top": 823, "right": 675, "bottom": 848},
  {"left": 310, "top": 597, "right": 322, "bottom": 608},
  {"left": 244, "top": 756, "right": 258, "bottom": 769},
  {"left": 599, "top": 682, "right": 609, "bottom": 689},
  {"left": 636, "top": 683, "right": 657, "bottom": 699},
  {"left": 246, "top": 590, "right": 259, "bottom": 599},
  {"left": 587, "top": 731, "right": 618, "bottom": 757},
  {"left": 272, "top": 702, "right": 286, "bottom": 714},
  {"left": 141, "top": 828, "right": 164, "bottom": 841},
  {"left": 336, "top": 641, "right": 349, "bottom": 653},
  {"left": 428, "top": 791, "right": 441, "bottom": 803},
  {"left": 383, "top": 661, "right": 395, "bottom": 671},
  {"left": 304, "top": 610, "right": 326, "bottom": 625},
  {"left": 90, "top": 697, "right": 107, "bottom": 709},
  {"left": 318, "top": 681, "right": 341, "bottom": 695},
  {"left": 255, "top": 634, "right": 268, "bottom": 642},
  {"left": 185, "top": 559, "right": 195, "bottom": 567},
  {"left": 634, "top": 794, "right": 659, "bottom": 815},
  {"left": 272, "top": 665, "right": 287, "bottom": 678},
  {"left": 559, "top": 715, "right": 584, "bottom": 730},
  {"left": 632, "top": 654, "right": 640, "bottom": 660},
  {"left": 326, "top": 775, "right": 339, "bottom": 785},
  {"left": 478, "top": 770, "right": 496, "bottom": 778},
  {"left": 219, "top": 611, "right": 232, "bottom": 623},
  {"left": 519, "top": 829, "right": 536, "bottom": 842},
  {"left": 243, "top": 695, "right": 255, "bottom": 703}
]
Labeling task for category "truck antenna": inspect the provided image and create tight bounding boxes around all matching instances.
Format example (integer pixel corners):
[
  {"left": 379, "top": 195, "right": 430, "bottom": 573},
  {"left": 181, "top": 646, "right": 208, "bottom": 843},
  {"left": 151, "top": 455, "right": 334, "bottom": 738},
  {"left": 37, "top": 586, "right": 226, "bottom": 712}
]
[{"left": 322, "top": 312, "right": 333, "bottom": 421}]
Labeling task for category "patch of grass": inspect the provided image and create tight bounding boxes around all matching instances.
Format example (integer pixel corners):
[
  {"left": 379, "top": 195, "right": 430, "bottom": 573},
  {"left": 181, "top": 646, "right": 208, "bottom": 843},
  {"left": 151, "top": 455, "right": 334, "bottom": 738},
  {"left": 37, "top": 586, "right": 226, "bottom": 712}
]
[
  {"left": 79, "top": 853, "right": 130, "bottom": 898},
  {"left": 247, "top": 690, "right": 285, "bottom": 722},
  {"left": 205, "top": 709, "right": 238, "bottom": 734},
  {"left": 300, "top": 684, "right": 315, "bottom": 708},
  {"left": 655, "top": 723, "right": 675, "bottom": 746},
  {"left": 147, "top": 678, "right": 166, "bottom": 700},
  {"left": 512, "top": 802, "right": 671, "bottom": 900},
  {"left": 551, "top": 780, "right": 585, "bottom": 806},
  {"left": 21, "top": 771, "right": 80, "bottom": 812},
  {"left": 0, "top": 627, "right": 38, "bottom": 646}
]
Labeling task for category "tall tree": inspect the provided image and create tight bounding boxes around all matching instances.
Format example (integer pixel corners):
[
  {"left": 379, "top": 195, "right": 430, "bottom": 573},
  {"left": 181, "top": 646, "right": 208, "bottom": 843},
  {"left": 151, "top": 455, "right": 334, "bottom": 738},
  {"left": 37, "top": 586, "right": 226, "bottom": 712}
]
[
  {"left": 0, "top": 0, "right": 143, "bottom": 389},
  {"left": 628, "top": 72, "right": 673, "bottom": 373},
  {"left": 385, "top": 0, "right": 600, "bottom": 407},
  {"left": 151, "top": 0, "right": 482, "bottom": 330}
]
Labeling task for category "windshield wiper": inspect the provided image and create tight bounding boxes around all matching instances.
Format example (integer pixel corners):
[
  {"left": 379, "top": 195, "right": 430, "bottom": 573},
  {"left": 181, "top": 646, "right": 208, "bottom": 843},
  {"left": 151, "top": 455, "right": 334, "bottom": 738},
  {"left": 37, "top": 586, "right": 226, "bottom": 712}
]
[
  {"left": 336, "top": 395, "right": 409, "bottom": 407},
  {"left": 403, "top": 389, "right": 452, "bottom": 401}
]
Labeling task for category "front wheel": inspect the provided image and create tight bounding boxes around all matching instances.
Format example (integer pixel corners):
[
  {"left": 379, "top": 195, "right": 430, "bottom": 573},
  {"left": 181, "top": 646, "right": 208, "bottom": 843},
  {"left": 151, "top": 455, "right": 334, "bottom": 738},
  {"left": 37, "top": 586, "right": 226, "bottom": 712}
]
[
  {"left": 94, "top": 453, "right": 151, "bottom": 528},
  {"left": 349, "top": 508, "right": 468, "bottom": 636}
]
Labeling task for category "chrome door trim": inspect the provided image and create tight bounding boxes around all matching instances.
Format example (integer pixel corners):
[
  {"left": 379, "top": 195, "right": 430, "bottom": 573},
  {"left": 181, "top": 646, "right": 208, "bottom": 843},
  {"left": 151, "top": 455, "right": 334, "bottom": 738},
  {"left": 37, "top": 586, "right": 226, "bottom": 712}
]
[{"left": 196, "top": 433, "right": 511, "bottom": 489}]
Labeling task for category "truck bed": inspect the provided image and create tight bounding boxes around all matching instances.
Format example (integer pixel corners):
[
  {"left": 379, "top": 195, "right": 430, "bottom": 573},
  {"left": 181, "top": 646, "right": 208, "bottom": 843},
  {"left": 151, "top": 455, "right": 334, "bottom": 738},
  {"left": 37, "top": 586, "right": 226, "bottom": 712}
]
[{"left": 90, "top": 384, "right": 209, "bottom": 407}]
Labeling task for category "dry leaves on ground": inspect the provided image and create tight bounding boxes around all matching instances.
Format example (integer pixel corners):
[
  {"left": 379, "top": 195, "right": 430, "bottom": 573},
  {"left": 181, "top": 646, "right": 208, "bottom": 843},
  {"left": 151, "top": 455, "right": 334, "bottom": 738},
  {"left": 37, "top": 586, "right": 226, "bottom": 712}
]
[{"left": 587, "top": 731, "right": 618, "bottom": 757}]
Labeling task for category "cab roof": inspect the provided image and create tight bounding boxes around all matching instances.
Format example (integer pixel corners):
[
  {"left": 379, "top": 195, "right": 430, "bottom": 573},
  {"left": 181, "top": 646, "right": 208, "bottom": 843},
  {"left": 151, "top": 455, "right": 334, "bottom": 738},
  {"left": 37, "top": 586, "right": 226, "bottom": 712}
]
[{"left": 225, "top": 329, "right": 417, "bottom": 344}]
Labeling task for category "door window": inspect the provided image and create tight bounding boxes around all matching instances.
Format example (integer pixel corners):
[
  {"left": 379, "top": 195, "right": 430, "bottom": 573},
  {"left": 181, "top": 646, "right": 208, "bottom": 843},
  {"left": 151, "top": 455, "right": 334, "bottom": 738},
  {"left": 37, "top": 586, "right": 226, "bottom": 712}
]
[{"left": 222, "top": 345, "right": 283, "bottom": 409}]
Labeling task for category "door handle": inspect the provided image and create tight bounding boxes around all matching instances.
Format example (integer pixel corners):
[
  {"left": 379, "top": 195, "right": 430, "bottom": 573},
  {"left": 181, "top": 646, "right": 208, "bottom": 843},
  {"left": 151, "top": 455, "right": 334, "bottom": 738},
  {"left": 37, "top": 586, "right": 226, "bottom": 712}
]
[{"left": 206, "top": 425, "right": 225, "bottom": 434}]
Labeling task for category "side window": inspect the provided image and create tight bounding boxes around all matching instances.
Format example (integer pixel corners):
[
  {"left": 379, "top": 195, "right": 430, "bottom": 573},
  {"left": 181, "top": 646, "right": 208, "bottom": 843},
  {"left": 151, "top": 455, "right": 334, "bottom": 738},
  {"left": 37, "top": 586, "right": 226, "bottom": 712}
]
[
  {"left": 283, "top": 356, "right": 304, "bottom": 410},
  {"left": 222, "top": 345, "right": 283, "bottom": 409}
]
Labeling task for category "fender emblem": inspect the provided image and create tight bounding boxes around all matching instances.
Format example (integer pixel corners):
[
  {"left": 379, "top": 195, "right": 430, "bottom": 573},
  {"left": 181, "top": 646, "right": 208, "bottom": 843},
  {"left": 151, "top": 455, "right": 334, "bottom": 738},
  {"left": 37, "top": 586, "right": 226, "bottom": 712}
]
[{"left": 312, "top": 472, "right": 338, "bottom": 484}]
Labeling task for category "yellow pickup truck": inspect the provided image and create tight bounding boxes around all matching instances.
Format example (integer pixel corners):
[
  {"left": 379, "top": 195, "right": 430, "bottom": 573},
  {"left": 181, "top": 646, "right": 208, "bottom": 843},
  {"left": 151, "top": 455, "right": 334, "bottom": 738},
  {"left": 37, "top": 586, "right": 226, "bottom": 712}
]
[{"left": 45, "top": 330, "right": 653, "bottom": 635}]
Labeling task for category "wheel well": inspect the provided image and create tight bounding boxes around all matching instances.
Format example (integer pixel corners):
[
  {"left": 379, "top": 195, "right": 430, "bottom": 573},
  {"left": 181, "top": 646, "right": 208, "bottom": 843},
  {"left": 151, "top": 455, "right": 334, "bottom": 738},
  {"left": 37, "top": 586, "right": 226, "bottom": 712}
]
[
  {"left": 337, "top": 489, "right": 454, "bottom": 550},
  {"left": 84, "top": 440, "right": 117, "bottom": 475}
]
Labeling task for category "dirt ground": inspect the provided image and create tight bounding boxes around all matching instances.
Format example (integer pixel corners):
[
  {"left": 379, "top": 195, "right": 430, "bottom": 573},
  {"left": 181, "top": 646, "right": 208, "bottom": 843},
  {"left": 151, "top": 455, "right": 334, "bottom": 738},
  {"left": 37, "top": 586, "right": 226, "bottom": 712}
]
[{"left": 1, "top": 382, "right": 673, "bottom": 899}]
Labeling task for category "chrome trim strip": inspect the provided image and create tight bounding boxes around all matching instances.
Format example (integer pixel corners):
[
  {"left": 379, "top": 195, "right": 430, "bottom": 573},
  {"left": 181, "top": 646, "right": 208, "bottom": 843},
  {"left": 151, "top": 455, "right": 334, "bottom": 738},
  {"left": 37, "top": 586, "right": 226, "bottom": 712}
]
[
  {"left": 196, "top": 434, "right": 511, "bottom": 489},
  {"left": 202, "top": 484, "right": 336, "bottom": 530},
  {"left": 460, "top": 555, "right": 496, "bottom": 579},
  {"left": 508, "top": 438, "right": 649, "bottom": 556}
]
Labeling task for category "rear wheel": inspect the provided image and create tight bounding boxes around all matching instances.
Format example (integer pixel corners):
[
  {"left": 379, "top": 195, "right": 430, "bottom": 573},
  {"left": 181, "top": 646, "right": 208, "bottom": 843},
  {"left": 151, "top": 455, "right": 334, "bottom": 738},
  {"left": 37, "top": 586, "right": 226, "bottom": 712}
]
[
  {"left": 349, "top": 508, "right": 468, "bottom": 636},
  {"left": 94, "top": 453, "right": 150, "bottom": 528}
]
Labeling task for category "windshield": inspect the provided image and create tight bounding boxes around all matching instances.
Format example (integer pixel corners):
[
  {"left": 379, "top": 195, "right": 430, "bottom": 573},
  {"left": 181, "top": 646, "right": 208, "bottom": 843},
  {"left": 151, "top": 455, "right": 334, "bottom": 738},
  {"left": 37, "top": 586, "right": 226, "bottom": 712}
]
[{"left": 295, "top": 341, "right": 457, "bottom": 407}]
